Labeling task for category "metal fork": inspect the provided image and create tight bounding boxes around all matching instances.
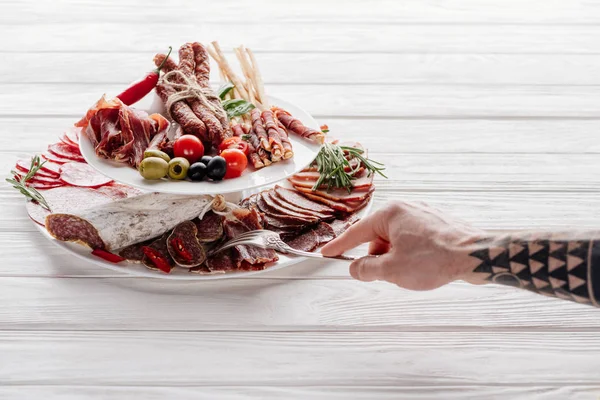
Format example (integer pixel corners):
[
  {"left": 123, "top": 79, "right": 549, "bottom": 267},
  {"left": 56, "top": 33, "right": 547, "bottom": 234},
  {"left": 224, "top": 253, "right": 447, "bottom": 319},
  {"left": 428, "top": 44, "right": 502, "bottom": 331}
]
[{"left": 211, "top": 229, "right": 359, "bottom": 261}]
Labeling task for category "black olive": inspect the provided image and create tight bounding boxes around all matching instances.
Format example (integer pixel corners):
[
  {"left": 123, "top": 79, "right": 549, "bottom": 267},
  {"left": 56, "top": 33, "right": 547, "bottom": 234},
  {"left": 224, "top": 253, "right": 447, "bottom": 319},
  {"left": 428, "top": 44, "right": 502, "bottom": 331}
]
[
  {"left": 200, "top": 155, "right": 213, "bottom": 166},
  {"left": 206, "top": 156, "right": 227, "bottom": 181},
  {"left": 188, "top": 162, "right": 208, "bottom": 181}
]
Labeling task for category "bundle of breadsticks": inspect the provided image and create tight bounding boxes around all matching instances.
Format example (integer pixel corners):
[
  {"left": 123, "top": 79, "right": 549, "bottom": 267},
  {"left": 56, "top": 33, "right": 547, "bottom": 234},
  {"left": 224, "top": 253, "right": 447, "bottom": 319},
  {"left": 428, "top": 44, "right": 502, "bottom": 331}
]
[{"left": 207, "top": 42, "right": 326, "bottom": 169}]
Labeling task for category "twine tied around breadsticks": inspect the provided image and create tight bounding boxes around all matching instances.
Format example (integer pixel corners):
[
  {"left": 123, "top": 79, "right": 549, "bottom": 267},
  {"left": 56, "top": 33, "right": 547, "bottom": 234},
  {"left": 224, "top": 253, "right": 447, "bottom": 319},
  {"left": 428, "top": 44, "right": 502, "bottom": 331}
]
[{"left": 160, "top": 70, "right": 227, "bottom": 122}]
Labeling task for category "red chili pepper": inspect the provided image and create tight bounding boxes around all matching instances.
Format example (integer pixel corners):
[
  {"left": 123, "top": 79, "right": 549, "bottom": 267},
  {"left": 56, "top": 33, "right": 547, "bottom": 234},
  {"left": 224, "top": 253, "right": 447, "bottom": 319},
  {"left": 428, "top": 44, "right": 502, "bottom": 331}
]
[
  {"left": 171, "top": 238, "right": 193, "bottom": 262},
  {"left": 116, "top": 46, "right": 172, "bottom": 106},
  {"left": 91, "top": 248, "right": 126, "bottom": 263},
  {"left": 141, "top": 246, "right": 172, "bottom": 273}
]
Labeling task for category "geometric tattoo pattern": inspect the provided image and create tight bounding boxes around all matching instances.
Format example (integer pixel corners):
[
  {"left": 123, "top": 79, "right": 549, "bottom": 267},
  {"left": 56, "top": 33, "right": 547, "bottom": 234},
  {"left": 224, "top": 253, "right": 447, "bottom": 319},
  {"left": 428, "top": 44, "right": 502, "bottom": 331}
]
[{"left": 469, "top": 238, "right": 599, "bottom": 306}]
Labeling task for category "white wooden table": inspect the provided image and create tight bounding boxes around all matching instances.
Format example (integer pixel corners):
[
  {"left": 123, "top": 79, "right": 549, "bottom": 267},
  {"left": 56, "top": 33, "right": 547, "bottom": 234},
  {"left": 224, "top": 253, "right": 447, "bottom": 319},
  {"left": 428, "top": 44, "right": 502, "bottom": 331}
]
[{"left": 3, "top": 1, "right": 600, "bottom": 398}]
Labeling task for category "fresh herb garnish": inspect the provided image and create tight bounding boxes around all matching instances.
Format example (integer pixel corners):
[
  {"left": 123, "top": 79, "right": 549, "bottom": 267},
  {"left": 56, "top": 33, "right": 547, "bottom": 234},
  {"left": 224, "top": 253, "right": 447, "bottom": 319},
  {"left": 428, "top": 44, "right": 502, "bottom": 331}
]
[
  {"left": 312, "top": 143, "right": 386, "bottom": 193},
  {"left": 217, "top": 82, "right": 235, "bottom": 100},
  {"left": 6, "top": 155, "right": 52, "bottom": 211},
  {"left": 222, "top": 98, "right": 256, "bottom": 119}
]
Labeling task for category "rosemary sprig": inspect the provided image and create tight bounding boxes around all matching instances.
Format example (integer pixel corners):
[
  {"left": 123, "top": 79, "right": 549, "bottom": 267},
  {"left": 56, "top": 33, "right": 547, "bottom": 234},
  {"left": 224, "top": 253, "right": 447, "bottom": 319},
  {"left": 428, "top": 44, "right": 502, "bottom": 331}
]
[
  {"left": 5, "top": 155, "right": 52, "bottom": 211},
  {"left": 311, "top": 143, "right": 387, "bottom": 193}
]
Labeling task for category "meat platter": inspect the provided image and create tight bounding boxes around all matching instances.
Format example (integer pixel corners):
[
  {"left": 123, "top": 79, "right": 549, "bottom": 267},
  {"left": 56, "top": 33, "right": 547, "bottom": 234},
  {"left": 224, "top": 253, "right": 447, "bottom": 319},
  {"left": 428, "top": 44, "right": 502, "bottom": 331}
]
[{"left": 8, "top": 41, "right": 386, "bottom": 279}]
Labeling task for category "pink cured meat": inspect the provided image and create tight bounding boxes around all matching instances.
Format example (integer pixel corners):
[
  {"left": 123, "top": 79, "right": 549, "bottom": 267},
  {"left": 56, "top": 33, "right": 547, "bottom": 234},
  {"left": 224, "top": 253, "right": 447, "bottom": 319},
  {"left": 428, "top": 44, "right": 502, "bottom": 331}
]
[
  {"left": 59, "top": 162, "right": 112, "bottom": 188},
  {"left": 289, "top": 171, "right": 373, "bottom": 191},
  {"left": 65, "top": 127, "right": 81, "bottom": 145},
  {"left": 48, "top": 143, "right": 84, "bottom": 161},
  {"left": 293, "top": 185, "right": 374, "bottom": 202},
  {"left": 14, "top": 172, "right": 62, "bottom": 186},
  {"left": 298, "top": 191, "right": 371, "bottom": 213},
  {"left": 273, "top": 185, "right": 335, "bottom": 214},
  {"left": 60, "top": 134, "right": 79, "bottom": 150},
  {"left": 15, "top": 159, "right": 60, "bottom": 179},
  {"left": 42, "top": 152, "right": 72, "bottom": 164}
]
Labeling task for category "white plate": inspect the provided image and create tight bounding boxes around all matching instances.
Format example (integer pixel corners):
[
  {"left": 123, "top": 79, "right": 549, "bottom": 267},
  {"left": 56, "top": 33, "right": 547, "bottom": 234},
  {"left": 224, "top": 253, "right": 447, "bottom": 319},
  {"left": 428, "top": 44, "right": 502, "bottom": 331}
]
[
  {"left": 33, "top": 183, "right": 374, "bottom": 280},
  {"left": 80, "top": 95, "right": 322, "bottom": 195}
]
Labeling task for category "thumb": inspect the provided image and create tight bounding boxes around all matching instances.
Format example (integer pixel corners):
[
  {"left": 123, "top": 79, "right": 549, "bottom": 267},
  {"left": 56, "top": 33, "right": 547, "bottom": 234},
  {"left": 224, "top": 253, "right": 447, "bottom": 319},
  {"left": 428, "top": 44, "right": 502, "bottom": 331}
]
[{"left": 349, "top": 254, "right": 390, "bottom": 282}]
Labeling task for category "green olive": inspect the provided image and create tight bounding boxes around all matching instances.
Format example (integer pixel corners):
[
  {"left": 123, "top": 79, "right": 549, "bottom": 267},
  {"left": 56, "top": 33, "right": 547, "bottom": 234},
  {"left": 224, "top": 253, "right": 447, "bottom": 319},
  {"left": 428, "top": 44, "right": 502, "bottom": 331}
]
[
  {"left": 139, "top": 157, "right": 169, "bottom": 180},
  {"left": 144, "top": 149, "right": 171, "bottom": 163},
  {"left": 168, "top": 157, "right": 190, "bottom": 180}
]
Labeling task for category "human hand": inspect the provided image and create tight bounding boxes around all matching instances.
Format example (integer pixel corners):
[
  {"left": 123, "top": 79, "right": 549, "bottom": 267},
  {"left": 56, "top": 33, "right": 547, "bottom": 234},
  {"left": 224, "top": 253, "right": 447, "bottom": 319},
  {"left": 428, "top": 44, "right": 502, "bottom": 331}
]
[{"left": 321, "top": 202, "right": 485, "bottom": 290}]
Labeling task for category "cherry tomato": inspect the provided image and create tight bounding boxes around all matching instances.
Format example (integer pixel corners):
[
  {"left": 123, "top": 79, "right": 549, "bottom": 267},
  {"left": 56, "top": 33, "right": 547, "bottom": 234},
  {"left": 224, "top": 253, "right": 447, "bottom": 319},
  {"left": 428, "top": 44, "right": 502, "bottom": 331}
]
[
  {"left": 221, "top": 148, "right": 248, "bottom": 179},
  {"left": 173, "top": 135, "right": 205, "bottom": 164},
  {"left": 218, "top": 137, "right": 250, "bottom": 156}
]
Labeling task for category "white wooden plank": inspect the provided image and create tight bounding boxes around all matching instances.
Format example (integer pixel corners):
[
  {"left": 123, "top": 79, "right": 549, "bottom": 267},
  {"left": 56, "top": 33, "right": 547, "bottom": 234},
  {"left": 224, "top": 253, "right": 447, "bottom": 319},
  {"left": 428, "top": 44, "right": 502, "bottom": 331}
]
[
  {"left": 6, "top": 23, "right": 600, "bottom": 53},
  {"left": 4, "top": 117, "right": 600, "bottom": 154},
  {"left": 5, "top": 0, "right": 600, "bottom": 24},
  {"left": 1, "top": 278, "right": 599, "bottom": 330},
  {"left": 4, "top": 83, "right": 600, "bottom": 118},
  {"left": 8, "top": 53, "right": 600, "bottom": 86},
  {"left": 1, "top": 331, "right": 600, "bottom": 385},
  {"left": 0, "top": 385, "right": 597, "bottom": 400}
]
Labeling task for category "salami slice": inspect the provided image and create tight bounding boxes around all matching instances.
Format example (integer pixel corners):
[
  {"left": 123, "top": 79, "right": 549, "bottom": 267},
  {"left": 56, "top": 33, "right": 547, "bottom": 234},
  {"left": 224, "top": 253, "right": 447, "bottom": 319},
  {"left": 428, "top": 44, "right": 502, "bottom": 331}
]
[
  {"left": 26, "top": 181, "right": 66, "bottom": 190},
  {"left": 43, "top": 152, "right": 73, "bottom": 164},
  {"left": 142, "top": 233, "right": 174, "bottom": 273},
  {"left": 59, "top": 134, "right": 79, "bottom": 151},
  {"left": 166, "top": 221, "right": 207, "bottom": 267},
  {"left": 48, "top": 143, "right": 84, "bottom": 162},
  {"left": 16, "top": 159, "right": 61, "bottom": 178},
  {"left": 118, "top": 239, "right": 153, "bottom": 263},
  {"left": 194, "top": 211, "right": 224, "bottom": 242},
  {"left": 64, "top": 127, "right": 81, "bottom": 147},
  {"left": 14, "top": 173, "right": 62, "bottom": 186},
  {"left": 59, "top": 162, "right": 112, "bottom": 188}
]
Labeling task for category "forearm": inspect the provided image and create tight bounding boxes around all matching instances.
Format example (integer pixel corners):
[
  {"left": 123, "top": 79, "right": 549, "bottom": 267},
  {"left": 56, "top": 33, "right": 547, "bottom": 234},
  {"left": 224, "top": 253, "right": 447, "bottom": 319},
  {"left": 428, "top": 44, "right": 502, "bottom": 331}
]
[{"left": 464, "top": 231, "right": 600, "bottom": 306}]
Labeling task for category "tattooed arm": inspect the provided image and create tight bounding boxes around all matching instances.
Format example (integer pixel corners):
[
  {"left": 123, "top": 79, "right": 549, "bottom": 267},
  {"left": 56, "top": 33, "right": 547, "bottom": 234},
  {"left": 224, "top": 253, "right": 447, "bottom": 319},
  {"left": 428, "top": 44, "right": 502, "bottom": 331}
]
[{"left": 321, "top": 202, "right": 600, "bottom": 306}]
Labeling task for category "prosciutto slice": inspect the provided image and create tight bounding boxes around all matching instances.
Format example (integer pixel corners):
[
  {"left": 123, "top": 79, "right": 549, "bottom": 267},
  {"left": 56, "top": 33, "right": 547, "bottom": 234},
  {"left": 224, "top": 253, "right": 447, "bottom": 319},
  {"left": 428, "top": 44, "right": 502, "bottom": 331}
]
[{"left": 78, "top": 95, "right": 169, "bottom": 168}]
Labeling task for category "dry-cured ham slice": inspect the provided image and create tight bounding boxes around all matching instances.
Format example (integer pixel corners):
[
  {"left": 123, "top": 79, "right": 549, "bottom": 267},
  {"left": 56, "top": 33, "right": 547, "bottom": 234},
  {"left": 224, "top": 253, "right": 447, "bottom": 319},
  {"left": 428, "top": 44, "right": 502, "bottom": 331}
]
[
  {"left": 298, "top": 191, "right": 371, "bottom": 214},
  {"left": 256, "top": 193, "right": 319, "bottom": 226},
  {"left": 59, "top": 162, "right": 113, "bottom": 188},
  {"left": 261, "top": 110, "right": 284, "bottom": 160},
  {"left": 259, "top": 191, "right": 320, "bottom": 223},
  {"left": 284, "top": 229, "right": 319, "bottom": 252},
  {"left": 314, "top": 222, "right": 336, "bottom": 245},
  {"left": 80, "top": 95, "right": 169, "bottom": 168},
  {"left": 289, "top": 171, "right": 373, "bottom": 191},
  {"left": 294, "top": 185, "right": 374, "bottom": 203},
  {"left": 45, "top": 193, "right": 213, "bottom": 251},
  {"left": 268, "top": 189, "right": 334, "bottom": 220},
  {"left": 329, "top": 215, "right": 361, "bottom": 237},
  {"left": 273, "top": 185, "right": 334, "bottom": 214}
]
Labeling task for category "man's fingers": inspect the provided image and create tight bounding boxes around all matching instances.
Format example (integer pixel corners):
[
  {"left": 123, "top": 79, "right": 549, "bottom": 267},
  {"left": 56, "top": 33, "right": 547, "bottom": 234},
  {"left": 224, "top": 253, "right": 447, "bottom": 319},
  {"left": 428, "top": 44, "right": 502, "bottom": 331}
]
[
  {"left": 321, "top": 209, "right": 390, "bottom": 256},
  {"left": 369, "top": 238, "right": 391, "bottom": 255},
  {"left": 349, "top": 254, "right": 391, "bottom": 282}
]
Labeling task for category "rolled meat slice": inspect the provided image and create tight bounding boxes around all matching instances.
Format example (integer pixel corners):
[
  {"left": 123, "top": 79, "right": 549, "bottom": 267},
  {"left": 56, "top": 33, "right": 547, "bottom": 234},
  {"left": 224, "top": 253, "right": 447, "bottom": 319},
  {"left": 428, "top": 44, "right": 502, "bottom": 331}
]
[
  {"left": 261, "top": 110, "right": 284, "bottom": 161},
  {"left": 45, "top": 193, "right": 214, "bottom": 251},
  {"left": 272, "top": 107, "right": 325, "bottom": 144}
]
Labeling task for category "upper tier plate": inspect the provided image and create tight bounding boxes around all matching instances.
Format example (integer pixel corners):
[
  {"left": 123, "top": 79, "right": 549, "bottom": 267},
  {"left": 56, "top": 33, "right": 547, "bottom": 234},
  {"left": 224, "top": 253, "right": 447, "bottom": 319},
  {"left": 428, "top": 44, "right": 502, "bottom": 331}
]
[{"left": 79, "top": 95, "right": 322, "bottom": 195}]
